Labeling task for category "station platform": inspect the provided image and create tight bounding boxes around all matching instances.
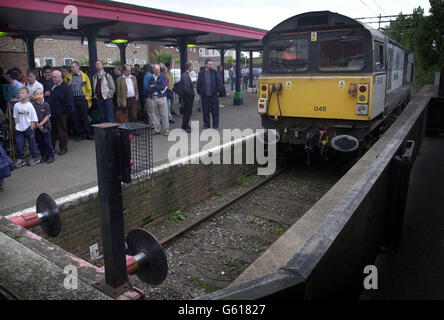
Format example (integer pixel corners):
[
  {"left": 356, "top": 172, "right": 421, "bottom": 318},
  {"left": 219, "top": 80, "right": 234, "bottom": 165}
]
[
  {"left": 0, "top": 91, "right": 261, "bottom": 216},
  {"left": 361, "top": 135, "right": 444, "bottom": 299}
]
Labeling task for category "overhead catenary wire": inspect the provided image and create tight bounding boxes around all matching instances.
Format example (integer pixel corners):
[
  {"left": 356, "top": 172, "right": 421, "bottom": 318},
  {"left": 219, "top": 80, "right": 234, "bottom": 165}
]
[
  {"left": 359, "top": 0, "right": 378, "bottom": 16},
  {"left": 355, "top": 13, "right": 415, "bottom": 28},
  {"left": 370, "top": 0, "right": 387, "bottom": 15},
  {"left": 355, "top": 14, "right": 414, "bottom": 19}
]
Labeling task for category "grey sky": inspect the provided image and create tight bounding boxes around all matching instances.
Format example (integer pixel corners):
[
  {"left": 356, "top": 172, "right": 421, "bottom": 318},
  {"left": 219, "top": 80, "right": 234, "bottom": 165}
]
[{"left": 122, "top": 0, "right": 431, "bottom": 30}]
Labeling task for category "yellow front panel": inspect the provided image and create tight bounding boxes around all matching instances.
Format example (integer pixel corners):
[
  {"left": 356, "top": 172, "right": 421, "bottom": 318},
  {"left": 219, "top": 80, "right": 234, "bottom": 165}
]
[{"left": 258, "top": 76, "right": 373, "bottom": 121}]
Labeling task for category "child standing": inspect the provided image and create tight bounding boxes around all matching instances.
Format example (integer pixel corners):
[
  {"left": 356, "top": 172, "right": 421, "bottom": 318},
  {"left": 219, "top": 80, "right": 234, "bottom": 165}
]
[
  {"left": 13, "top": 87, "right": 40, "bottom": 168},
  {"left": 32, "top": 88, "right": 55, "bottom": 163}
]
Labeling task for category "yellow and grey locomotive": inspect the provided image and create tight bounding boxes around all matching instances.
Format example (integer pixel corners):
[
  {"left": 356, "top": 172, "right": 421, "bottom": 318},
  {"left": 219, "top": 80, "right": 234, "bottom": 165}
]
[{"left": 257, "top": 11, "right": 414, "bottom": 162}]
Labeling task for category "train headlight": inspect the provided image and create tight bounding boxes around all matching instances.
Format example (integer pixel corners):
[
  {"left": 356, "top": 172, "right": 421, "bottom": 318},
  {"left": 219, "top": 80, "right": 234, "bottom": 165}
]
[
  {"left": 356, "top": 104, "right": 369, "bottom": 115},
  {"left": 348, "top": 83, "right": 357, "bottom": 96}
]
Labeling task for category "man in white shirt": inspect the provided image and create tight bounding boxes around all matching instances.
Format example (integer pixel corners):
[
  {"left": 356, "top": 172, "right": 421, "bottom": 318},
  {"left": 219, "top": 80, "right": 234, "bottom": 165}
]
[
  {"left": 25, "top": 69, "right": 43, "bottom": 102},
  {"left": 147, "top": 64, "right": 169, "bottom": 135},
  {"left": 13, "top": 87, "right": 40, "bottom": 167},
  {"left": 116, "top": 64, "right": 139, "bottom": 122}
]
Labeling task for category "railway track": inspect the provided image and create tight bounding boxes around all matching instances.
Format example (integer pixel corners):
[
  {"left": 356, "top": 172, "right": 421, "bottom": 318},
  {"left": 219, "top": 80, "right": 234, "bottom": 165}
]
[{"left": 133, "top": 162, "right": 343, "bottom": 299}]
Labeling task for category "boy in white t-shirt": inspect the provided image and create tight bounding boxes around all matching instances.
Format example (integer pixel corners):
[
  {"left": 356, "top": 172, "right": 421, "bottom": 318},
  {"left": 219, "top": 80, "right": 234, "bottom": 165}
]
[
  {"left": 13, "top": 87, "right": 40, "bottom": 168},
  {"left": 25, "top": 69, "right": 44, "bottom": 102}
]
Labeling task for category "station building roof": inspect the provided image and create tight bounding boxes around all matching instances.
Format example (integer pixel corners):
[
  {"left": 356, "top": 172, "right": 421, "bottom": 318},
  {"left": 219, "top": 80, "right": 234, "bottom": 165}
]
[{"left": 0, "top": 0, "right": 266, "bottom": 50}]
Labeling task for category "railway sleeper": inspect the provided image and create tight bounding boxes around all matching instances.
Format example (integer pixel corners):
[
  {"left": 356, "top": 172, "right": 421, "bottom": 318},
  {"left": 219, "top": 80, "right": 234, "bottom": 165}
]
[
  {"left": 232, "top": 225, "right": 279, "bottom": 244},
  {"left": 248, "top": 208, "right": 296, "bottom": 226}
]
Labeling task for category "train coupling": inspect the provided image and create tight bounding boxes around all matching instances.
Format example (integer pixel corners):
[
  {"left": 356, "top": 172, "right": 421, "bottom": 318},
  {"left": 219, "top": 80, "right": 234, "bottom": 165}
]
[
  {"left": 305, "top": 129, "right": 331, "bottom": 165},
  {"left": 304, "top": 131, "right": 317, "bottom": 165}
]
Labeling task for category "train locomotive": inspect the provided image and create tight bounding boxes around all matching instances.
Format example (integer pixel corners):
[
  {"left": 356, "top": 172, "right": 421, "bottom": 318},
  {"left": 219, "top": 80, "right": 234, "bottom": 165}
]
[{"left": 257, "top": 11, "right": 414, "bottom": 163}]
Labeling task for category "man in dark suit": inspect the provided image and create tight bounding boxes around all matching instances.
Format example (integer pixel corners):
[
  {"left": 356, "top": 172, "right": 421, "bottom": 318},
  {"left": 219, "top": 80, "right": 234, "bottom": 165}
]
[
  {"left": 217, "top": 65, "right": 226, "bottom": 97},
  {"left": 48, "top": 70, "right": 74, "bottom": 155},
  {"left": 178, "top": 62, "right": 195, "bottom": 133},
  {"left": 196, "top": 59, "right": 223, "bottom": 130}
]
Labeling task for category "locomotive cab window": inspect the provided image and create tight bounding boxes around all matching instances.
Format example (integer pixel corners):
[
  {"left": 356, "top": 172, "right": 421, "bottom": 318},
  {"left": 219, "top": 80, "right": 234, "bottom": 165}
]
[
  {"left": 374, "top": 42, "right": 385, "bottom": 71},
  {"left": 268, "top": 38, "right": 309, "bottom": 72},
  {"left": 319, "top": 36, "right": 365, "bottom": 72}
]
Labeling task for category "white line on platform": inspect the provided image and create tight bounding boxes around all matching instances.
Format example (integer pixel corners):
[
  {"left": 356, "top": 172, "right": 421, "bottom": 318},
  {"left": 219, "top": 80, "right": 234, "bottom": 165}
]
[{"left": 6, "top": 132, "right": 258, "bottom": 219}]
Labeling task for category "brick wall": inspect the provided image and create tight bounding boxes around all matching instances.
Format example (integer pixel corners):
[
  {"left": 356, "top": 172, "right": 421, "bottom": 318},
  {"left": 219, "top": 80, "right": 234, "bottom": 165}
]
[
  {"left": 0, "top": 36, "right": 203, "bottom": 71},
  {"left": 0, "top": 37, "right": 26, "bottom": 52},
  {"left": 34, "top": 38, "right": 149, "bottom": 67},
  {"left": 30, "top": 140, "right": 257, "bottom": 261},
  {"left": 0, "top": 37, "right": 150, "bottom": 68},
  {"left": 0, "top": 38, "right": 27, "bottom": 71},
  {"left": 0, "top": 52, "right": 28, "bottom": 71}
]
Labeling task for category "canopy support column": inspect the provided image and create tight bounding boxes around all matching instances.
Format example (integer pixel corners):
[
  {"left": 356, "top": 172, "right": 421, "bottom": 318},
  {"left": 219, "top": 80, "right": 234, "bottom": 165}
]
[
  {"left": 117, "top": 43, "right": 128, "bottom": 66},
  {"left": 178, "top": 37, "right": 189, "bottom": 76},
  {"left": 86, "top": 30, "right": 99, "bottom": 76},
  {"left": 249, "top": 50, "right": 254, "bottom": 90},
  {"left": 234, "top": 42, "right": 243, "bottom": 105},
  {"left": 218, "top": 48, "right": 226, "bottom": 84},
  {"left": 23, "top": 35, "right": 37, "bottom": 69}
]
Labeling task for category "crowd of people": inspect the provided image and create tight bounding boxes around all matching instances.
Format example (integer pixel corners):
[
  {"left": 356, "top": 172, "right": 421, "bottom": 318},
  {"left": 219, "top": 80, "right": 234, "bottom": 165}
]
[{"left": 0, "top": 58, "right": 228, "bottom": 192}]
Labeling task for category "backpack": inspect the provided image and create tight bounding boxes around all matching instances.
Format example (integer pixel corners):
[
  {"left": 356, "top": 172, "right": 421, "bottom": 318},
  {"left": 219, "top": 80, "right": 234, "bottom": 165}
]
[
  {"left": 105, "top": 72, "right": 114, "bottom": 86},
  {"left": 173, "top": 81, "right": 181, "bottom": 98}
]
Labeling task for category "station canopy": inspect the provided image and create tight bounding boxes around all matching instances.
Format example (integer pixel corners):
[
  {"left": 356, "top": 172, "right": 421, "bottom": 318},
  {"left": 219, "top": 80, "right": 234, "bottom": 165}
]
[{"left": 0, "top": 0, "right": 266, "bottom": 51}]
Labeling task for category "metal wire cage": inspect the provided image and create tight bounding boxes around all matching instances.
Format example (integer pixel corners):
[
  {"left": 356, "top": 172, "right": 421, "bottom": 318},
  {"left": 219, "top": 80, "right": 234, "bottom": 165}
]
[{"left": 118, "top": 122, "right": 153, "bottom": 182}]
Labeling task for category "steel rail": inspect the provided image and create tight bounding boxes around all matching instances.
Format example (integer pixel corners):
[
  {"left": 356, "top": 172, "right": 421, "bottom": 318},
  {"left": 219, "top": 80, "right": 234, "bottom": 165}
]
[{"left": 159, "top": 167, "right": 288, "bottom": 245}]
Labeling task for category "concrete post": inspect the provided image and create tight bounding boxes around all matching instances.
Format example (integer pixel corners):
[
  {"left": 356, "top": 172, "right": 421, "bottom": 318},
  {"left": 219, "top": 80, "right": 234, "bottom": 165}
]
[{"left": 93, "top": 123, "right": 130, "bottom": 296}]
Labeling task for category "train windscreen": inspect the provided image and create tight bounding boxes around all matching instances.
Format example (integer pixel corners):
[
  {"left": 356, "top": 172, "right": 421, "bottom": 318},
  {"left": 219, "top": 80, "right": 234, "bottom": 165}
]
[
  {"left": 319, "top": 35, "right": 365, "bottom": 71},
  {"left": 268, "top": 38, "right": 309, "bottom": 73}
]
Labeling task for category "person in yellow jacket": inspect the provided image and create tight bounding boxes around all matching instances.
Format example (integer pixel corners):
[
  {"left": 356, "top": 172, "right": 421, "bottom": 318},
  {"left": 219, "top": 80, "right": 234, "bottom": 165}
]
[
  {"left": 165, "top": 62, "right": 175, "bottom": 123},
  {"left": 64, "top": 61, "right": 93, "bottom": 141}
]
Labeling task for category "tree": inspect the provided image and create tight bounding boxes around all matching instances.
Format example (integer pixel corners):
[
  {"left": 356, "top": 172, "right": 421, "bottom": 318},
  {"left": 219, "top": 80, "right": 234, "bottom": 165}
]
[
  {"left": 428, "top": 0, "right": 444, "bottom": 68},
  {"left": 78, "top": 57, "right": 90, "bottom": 66},
  {"left": 240, "top": 56, "right": 248, "bottom": 65},
  {"left": 154, "top": 50, "right": 173, "bottom": 65},
  {"left": 383, "top": 1, "right": 444, "bottom": 89},
  {"left": 383, "top": 7, "right": 424, "bottom": 49},
  {"left": 226, "top": 57, "right": 235, "bottom": 64},
  {"left": 413, "top": 1, "right": 444, "bottom": 87}
]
